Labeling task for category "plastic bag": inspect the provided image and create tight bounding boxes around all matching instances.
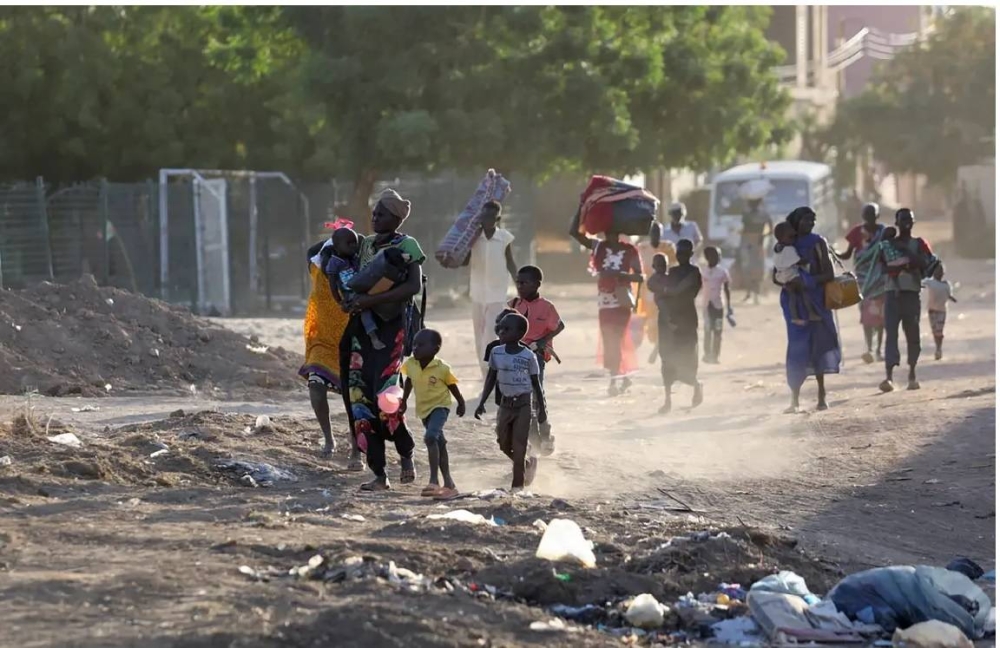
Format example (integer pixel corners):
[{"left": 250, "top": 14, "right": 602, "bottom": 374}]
[
  {"left": 750, "top": 571, "right": 820, "bottom": 605},
  {"left": 892, "top": 620, "right": 974, "bottom": 648},
  {"left": 535, "top": 519, "right": 596, "bottom": 568},
  {"left": 625, "top": 593, "right": 668, "bottom": 628},
  {"left": 426, "top": 509, "right": 497, "bottom": 526}
]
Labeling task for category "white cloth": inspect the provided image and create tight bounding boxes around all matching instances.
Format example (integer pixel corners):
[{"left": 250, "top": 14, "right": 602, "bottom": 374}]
[
  {"left": 473, "top": 302, "right": 508, "bottom": 377},
  {"left": 309, "top": 238, "right": 333, "bottom": 268},
  {"left": 923, "top": 278, "right": 953, "bottom": 312},
  {"left": 661, "top": 220, "right": 703, "bottom": 249},
  {"left": 702, "top": 265, "right": 730, "bottom": 309},
  {"left": 773, "top": 245, "right": 802, "bottom": 285},
  {"left": 469, "top": 228, "right": 514, "bottom": 304}
]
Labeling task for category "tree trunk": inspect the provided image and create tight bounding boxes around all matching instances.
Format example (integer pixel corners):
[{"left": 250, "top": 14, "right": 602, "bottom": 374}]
[{"left": 347, "top": 168, "right": 379, "bottom": 234}]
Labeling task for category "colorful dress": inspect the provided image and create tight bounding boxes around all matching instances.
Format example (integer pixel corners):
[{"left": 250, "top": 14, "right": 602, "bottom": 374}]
[
  {"left": 339, "top": 233, "right": 424, "bottom": 478},
  {"left": 591, "top": 240, "right": 642, "bottom": 376},
  {"left": 298, "top": 240, "right": 350, "bottom": 391}
]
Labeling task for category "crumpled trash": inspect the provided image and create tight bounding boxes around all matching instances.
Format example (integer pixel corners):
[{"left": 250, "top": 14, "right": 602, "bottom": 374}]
[
  {"left": 535, "top": 519, "right": 596, "bottom": 568},
  {"left": 426, "top": 509, "right": 497, "bottom": 526},
  {"left": 828, "top": 566, "right": 992, "bottom": 639},
  {"left": 751, "top": 571, "right": 820, "bottom": 605},
  {"left": 625, "top": 593, "right": 669, "bottom": 628},
  {"left": 946, "top": 557, "right": 985, "bottom": 581},
  {"left": 0, "top": 455, "right": 11, "bottom": 467},
  {"left": 214, "top": 459, "right": 297, "bottom": 487},
  {"left": 340, "top": 514, "right": 365, "bottom": 522},
  {"left": 892, "top": 620, "right": 974, "bottom": 648},
  {"left": 71, "top": 405, "right": 100, "bottom": 412},
  {"left": 48, "top": 432, "right": 83, "bottom": 448},
  {"left": 530, "top": 618, "right": 577, "bottom": 633},
  {"left": 254, "top": 415, "right": 271, "bottom": 430},
  {"left": 550, "top": 603, "right": 605, "bottom": 624},
  {"left": 712, "top": 616, "right": 762, "bottom": 645}
]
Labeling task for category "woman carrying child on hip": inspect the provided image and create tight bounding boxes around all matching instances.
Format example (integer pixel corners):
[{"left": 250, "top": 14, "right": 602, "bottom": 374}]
[{"left": 475, "top": 312, "right": 546, "bottom": 491}]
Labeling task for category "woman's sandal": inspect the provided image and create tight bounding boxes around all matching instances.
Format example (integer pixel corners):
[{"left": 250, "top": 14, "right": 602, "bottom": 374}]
[
  {"left": 359, "top": 479, "right": 390, "bottom": 492},
  {"left": 420, "top": 484, "right": 443, "bottom": 497}
]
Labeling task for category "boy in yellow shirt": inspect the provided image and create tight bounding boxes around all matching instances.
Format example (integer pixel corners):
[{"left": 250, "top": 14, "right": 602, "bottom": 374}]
[{"left": 400, "top": 329, "right": 466, "bottom": 498}]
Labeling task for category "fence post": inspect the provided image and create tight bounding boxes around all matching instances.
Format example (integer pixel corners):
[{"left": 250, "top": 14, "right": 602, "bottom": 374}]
[
  {"left": 36, "top": 176, "right": 54, "bottom": 281},
  {"left": 99, "top": 179, "right": 110, "bottom": 285}
]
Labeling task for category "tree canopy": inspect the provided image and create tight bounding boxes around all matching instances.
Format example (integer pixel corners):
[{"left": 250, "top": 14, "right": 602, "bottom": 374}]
[
  {"left": 826, "top": 7, "right": 995, "bottom": 188},
  {"left": 0, "top": 6, "right": 792, "bottom": 205}
]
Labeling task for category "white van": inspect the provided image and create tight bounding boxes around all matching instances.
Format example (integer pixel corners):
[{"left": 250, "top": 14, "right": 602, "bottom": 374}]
[{"left": 708, "top": 161, "right": 839, "bottom": 254}]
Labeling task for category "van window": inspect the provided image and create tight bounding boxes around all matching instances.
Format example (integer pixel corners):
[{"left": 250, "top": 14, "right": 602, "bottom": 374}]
[{"left": 714, "top": 179, "right": 810, "bottom": 218}]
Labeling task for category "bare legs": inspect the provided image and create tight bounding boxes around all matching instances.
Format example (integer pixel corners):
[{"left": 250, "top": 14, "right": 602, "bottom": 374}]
[
  {"left": 786, "top": 375, "right": 827, "bottom": 413},
  {"left": 309, "top": 382, "right": 335, "bottom": 456}
]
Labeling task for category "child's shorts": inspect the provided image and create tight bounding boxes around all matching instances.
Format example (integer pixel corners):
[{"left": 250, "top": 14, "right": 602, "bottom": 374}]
[
  {"left": 928, "top": 310, "right": 947, "bottom": 338},
  {"left": 422, "top": 407, "right": 449, "bottom": 444}
]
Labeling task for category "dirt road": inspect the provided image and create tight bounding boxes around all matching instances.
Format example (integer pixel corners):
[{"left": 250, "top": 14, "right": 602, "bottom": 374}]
[{"left": 1, "top": 256, "right": 994, "bottom": 647}]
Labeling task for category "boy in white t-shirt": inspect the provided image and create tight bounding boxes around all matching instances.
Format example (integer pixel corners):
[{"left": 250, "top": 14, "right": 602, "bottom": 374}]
[
  {"left": 701, "top": 246, "right": 733, "bottom": 364},
  {"left": 922, "top": 263, "right": 957, "bottom": 360}
]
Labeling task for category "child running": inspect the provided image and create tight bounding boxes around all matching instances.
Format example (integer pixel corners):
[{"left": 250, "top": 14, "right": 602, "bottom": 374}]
[
  {"left": 773, "top": 221, "right": 820, "bottom": 325},
  {"left": 648, "top": 242, "right": 703, "bottom": 414},
  {"left": 324, "top": 227, "right": 385, "bottom": 350},
  {"left": 701, "top": 246, "right": 733, "bottom": 364},
  {"left": 475, "top": 312, "right": 546, "bottom": 491},
  {"left": 509, "top": 265, "right": 564, "bottom": 455},
  {"left": 400, "top": 329, "right": 466, "bottom": 498},
  {"left": 922, "top": 263, "right": 957, "bottom": 361}
]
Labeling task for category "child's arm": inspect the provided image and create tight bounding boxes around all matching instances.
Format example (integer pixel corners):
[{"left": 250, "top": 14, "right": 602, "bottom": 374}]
[
  {"left": 448, "top": 384, "right": 466, "bottom": 417},
  {"left": 531, "top": 375, "right": 547, "bottom": 424},
  {"left": 399, "top": 377, "right": 413, "bottom": 415},
  {"left": 723, "top": 279, "right": 732, "bottom": 313},
  {"left": 475, "top": 370, "right": 499, "bottom": 419}
]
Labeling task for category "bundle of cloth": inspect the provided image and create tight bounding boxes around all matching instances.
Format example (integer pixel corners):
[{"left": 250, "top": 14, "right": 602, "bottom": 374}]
[
  {"left": 575, "top": 175, "right": 660, "bottom": 236},
  {"left": 435, "top": 168, "right": 512, "bottom": 268}
]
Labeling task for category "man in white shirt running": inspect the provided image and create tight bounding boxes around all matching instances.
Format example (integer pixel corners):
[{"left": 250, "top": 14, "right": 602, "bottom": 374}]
[
  {"left": 465, "top": 200, "right": 518, "bottom": 376},
  {"left": 661, "top": 202, "right": 703, "bottom": 254}
]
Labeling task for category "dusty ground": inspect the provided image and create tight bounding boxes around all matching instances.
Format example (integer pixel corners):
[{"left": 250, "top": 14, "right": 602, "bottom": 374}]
[{"left": 0, "top": 246, "right": 995, "bottom": 647}]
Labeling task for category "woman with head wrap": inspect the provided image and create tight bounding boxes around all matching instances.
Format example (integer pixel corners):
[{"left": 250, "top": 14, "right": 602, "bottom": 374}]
[
  {"left": 775, "top": 206, "right": 841, "bottom": 413},
  {"left": 339, "top": 189, "right": 426, "bottom": 491}
]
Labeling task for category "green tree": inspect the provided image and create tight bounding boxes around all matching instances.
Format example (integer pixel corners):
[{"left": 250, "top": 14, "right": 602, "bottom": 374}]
[
  {"left": 830, "top": 7, "right": 995, "bottom": 189},
  {"left": 285, "top": 6, "right": 791, "bottom": 215}
]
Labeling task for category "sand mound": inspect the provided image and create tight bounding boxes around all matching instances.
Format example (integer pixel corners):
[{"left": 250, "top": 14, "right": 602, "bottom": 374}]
[{"left": 0, "top": 276, "right": 302, "bottom": 396}]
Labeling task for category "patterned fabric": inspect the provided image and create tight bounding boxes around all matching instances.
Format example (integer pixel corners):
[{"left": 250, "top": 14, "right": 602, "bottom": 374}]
[
  {"left": 298, "top": 263, "right": 349, "bottom": 391},
  {"left": 928, "top": 310, "right": 947, "bottom": 338}
]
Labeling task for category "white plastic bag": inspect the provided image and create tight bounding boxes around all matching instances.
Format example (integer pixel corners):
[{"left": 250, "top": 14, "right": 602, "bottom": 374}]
[
  {"left": 625, "top": 593, "right": 668, "bottom": 628},
  {"left": 534, "top": 519, "right": 596, "bottom": 568},
  {"left": 892, "top": 620, "right": 974, "bottom": 648},
  {"left": 426, "top": 509, "right": 497, "bottom": 527}
]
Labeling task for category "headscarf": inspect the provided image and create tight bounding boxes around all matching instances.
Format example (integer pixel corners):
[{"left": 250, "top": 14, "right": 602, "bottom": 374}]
[
  {"left": 786, "top": 206, "right": 816, "bottom": 233},
  {"left": 376, "top": 188, "right": 411, "bottom": 222}
]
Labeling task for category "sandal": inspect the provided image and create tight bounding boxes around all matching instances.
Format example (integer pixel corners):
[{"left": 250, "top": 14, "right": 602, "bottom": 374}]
[
  {"left": 359, "top": 478, "right": 390, "bottom": 492},
  {"left": 347, "top": 449, "right": 365, "bottom": 472},
  {"left": 433, "top": 487, "right": 460, "bottom": 500},
  {"left": 420, "top": 484, "right": 443, "bottom": 497}
]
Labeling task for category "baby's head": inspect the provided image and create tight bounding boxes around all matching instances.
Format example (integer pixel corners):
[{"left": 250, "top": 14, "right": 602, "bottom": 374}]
[
  {"left": 331, "top": 227, "right": 359, "bottom": 259},
  {"left": 882, "top": 226, "right": 897, "bottom": 241},
  {"left": 774, "top": 221, "right": 796, "bottom": 246}
]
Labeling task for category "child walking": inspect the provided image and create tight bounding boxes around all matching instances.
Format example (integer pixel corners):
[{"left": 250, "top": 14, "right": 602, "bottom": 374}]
[
  {"left": 400, "top": 329, "right": 466, "bottom": 498},
  {"left": 475, "top": 312, "right": 546, "bottom": 490},
  {"left": 773, "top": 222, "right": 820, "bottom": 325},
  {"left": 509, "top": 265, "right": 564, "bottom": 455},
  {"left": 701, "top": 246, "right": 733, "bottom": 364},
  {"left": 923, "top": 263, "right": 957, "bottom": 361}
]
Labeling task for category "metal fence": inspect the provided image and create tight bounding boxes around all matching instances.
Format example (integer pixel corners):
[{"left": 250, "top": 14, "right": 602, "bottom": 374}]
[{"left": 0, "top": 171, "right": 537, "bottom": 315}]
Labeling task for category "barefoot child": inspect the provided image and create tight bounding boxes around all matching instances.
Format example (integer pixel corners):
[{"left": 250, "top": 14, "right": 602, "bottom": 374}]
[
  {"left": 923, "top": 263, "right": 957, "bottom": 361},
  {"left": 400, "top": 329, "right": 466, "bottom": 498},
  {"left": 509, "top": 265, "right": 564, "bottom": 455},
  {"left": 701, "top": 246, "right": 733, "bottom": 364},
  {"left": 648, "top": 242, "right": 703, "bottom": 414},
  {"left": 475, "top": 313, "right": 546, "bottom": 490}
]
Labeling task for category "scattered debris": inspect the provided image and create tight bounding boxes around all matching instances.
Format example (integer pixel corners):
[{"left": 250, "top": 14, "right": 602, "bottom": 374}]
[
  {"left": 426, "top": 509, "right": 498, "bottom": 527},
  {"left": 892, "top": 620, "right": 973, "bottom": 648},
  {"left": 149, "top": 449, "right": 169, "bottom": 459},
  {"left": 254, "top": 415, "right": 272, "bottom": 431},
  {"left": 47, "top": 432, "right": 83, "bottom": 448},
  {"left": 0, "top": 455, "right": 11, "bottom": 467},
  {"left": 70, "top": 405, "right": 100, "bottom": 413},
  {"left": 214, "top": 459, "right": 297, "bottom": 487},
  {"left": 535, "top": 519, "right": 596, "bottom": 568},
  {"left": 340, "top": 514, "right": 365, "bottom": 522},
  {"left": 529, "top": 618, "right": 576, "bottom": 633},
  {"left": 624, "top": 593, "right": 669, "bottom": 628}
]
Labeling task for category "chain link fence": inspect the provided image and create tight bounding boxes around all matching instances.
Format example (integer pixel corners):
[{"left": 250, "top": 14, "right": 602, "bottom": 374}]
[{"left": 0, "top": 171, "right": 538, "bottom": 315}]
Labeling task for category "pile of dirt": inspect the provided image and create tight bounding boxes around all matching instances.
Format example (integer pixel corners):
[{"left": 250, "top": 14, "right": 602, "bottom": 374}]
[
  {"left": 0, "top": 276, "right": 303, "bottom": 396},
  {"left": 0, "top": 410, "right": 328, "bottom": 495}
]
